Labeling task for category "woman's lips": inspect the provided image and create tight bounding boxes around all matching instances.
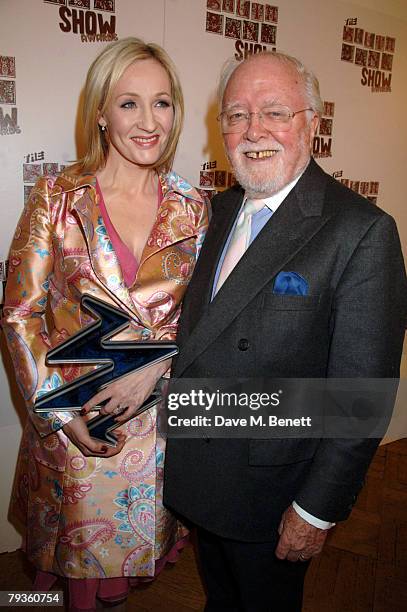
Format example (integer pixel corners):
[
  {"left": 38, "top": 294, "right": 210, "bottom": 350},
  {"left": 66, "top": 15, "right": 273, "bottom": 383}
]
[{"left": 131, "top": 135, "right": 159, "bottom": 148}]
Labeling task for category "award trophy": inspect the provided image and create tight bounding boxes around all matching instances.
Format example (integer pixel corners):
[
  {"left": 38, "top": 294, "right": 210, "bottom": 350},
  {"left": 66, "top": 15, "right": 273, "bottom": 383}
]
[{"left": 34, "top": 294, "right": 178, "bottom": 446}]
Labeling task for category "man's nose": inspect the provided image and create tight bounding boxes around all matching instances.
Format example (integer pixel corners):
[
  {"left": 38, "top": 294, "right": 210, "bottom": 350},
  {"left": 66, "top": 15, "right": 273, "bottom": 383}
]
[{"left": 244, "top": 112, "right": 268, "bottom": 141}]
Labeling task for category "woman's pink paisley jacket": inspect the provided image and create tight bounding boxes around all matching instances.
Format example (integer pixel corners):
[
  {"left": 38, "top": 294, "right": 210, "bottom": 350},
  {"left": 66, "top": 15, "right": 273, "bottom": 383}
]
[{"left": 2, "top": 171, "right": 209, "bottom": 578}]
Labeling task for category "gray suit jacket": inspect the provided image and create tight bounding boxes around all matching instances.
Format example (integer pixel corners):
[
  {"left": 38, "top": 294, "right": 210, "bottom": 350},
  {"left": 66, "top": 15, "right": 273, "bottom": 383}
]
[{"left": 164, "top": 159, "right": 407, "bottom": 541}]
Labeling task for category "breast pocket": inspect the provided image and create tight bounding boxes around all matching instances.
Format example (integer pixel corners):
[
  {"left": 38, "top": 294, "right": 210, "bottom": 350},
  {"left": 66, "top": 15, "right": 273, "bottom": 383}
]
[
  {"left": 256, "top": 291, "right": 331, "bottom": 376},
  {"left": 262, "top": 294, "right": 321, "bottom": 310}
]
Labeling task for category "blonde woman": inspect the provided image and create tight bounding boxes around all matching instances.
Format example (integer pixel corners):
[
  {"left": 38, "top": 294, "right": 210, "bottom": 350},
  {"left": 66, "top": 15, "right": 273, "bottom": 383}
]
[{"left": 3, "top": 38, "right": 209, "bottom": 612}]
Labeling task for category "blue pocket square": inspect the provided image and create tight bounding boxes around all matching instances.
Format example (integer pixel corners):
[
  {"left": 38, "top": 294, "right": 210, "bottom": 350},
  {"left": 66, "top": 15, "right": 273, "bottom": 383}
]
[{"left": 273, "top": 272, "right": 309, "bottom": 296}]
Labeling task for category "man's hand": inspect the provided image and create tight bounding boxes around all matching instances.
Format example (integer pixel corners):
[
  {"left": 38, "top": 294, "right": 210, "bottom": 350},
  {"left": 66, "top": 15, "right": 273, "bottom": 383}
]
[
  {"left": 63, "top": 416, "right": 127, "bottom": 457},
  {"left": 275, "top": 505, "right": 329, "bottom": 562}
]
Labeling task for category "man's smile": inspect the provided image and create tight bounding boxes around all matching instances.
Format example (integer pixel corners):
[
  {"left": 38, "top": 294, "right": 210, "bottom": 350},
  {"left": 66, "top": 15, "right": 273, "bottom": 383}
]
[{"left": 244, "top": 150, "right": 279, "bottom": 159}]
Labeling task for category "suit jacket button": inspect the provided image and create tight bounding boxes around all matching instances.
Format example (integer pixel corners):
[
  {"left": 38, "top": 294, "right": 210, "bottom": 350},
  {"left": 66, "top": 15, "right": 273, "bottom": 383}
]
[{"left": 238, "top": 338, "right": 249, "bottom": 351}]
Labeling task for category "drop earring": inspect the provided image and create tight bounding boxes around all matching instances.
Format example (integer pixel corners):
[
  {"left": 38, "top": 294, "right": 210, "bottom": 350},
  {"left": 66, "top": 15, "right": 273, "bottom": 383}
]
[{"left": 100, "top": 125, "right": 106, "bottom": 132}]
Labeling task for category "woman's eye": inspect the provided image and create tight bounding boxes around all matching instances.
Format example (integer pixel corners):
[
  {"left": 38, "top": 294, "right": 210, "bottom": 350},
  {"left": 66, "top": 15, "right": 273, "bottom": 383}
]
[
  {"left": 121, "top": 101, "right": 136, "bottom": 109},
  {"left": 155, "top": 99, "right": 171, "bottom": 108}
]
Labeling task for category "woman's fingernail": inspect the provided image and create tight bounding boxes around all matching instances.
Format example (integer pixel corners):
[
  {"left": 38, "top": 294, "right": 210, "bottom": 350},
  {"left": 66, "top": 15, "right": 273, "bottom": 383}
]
[{"left": 101, "top": 446, "right": 108, "bottom": 453}]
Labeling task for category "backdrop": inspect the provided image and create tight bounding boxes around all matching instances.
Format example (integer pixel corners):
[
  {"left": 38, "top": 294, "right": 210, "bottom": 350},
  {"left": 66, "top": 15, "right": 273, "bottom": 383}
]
[{"left": 1, "top": 0, "right": 406, "bottom": 551}]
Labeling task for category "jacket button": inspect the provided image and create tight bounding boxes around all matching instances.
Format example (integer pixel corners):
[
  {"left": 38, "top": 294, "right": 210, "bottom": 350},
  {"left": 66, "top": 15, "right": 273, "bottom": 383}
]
[{"left": 238, "top": 338, "right": 249, "bottom": 351}]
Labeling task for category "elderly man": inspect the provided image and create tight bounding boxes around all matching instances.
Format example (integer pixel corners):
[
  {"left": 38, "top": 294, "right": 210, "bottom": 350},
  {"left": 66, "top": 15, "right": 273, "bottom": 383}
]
[{"left": 164, "top": 52, "right": 406, "bottom": 611}]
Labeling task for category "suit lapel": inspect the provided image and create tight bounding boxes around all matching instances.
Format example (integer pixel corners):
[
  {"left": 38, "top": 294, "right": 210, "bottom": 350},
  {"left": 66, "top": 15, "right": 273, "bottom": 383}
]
[
  {"left": 179, "top": 185, "right": 244, "bottom": 337},
  {"left": 175, "top": 160, "right": 333, "bottom": 375}
]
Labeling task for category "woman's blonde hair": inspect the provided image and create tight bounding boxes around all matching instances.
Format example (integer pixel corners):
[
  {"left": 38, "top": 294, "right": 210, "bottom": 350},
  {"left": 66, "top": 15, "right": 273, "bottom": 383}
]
[{"left": 68, "top": 37, "right": 184, "bottom": 176}]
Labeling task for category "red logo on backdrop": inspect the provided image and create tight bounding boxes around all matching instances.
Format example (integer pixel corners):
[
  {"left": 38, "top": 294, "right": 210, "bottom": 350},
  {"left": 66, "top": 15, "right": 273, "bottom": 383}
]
[
  {"left": 199, "top": 160, "right": 236, "bottom": 198},
  {"left": 205, "top": 1, "right": 278, "bottom": 61},
  {"left": 333, "top": 170, "right": 380, "bottom": 205},
  {"left": 44, "top": 0, "right": 118, "bottom": 42},
  {"left": 313, "top": 101, "right": 335, "bottom": 159},
  {"left": 0, "top": 56, "right": 20, "bottom": 135},
  {"left": 341, "top": 18, "right": 394, "bottom": 93},
  {"left": 23, "top": 151, "right": 67, "bottom": 205}
]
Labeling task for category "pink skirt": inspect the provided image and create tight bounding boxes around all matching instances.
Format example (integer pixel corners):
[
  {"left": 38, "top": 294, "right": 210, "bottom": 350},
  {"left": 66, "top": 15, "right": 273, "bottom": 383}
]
[{"left": 33, "top": 536, "right": 188, "bottom": 610}]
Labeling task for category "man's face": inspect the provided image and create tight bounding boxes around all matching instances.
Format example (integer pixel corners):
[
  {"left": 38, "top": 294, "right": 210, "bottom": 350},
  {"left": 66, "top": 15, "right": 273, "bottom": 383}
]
[{"left": 222, "top": 56, "right": 319, "bottom": 198}]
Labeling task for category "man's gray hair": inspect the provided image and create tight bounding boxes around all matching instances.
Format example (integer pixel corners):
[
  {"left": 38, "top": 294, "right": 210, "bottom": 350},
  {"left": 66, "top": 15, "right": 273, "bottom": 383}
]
[{"left": 217, "top": 51, "right": 324, "bottom": 117}]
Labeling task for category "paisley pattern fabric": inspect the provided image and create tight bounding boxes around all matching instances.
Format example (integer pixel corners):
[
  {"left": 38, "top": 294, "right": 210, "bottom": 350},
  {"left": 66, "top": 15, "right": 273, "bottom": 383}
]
[{"left": 3, "top": 171, "right": 209, "bottom": 578}]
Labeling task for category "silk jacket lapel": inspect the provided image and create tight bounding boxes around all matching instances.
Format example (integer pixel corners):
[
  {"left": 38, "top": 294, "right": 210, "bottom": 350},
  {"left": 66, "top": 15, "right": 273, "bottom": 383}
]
[
  {"left": 138, "top": 174, "right": 205, "bottom": 268},
  {"left": 55, "top": 174, "right": 138, "bottom": 319},
  {"left": 175, "top": 160, "right": 335, "bottom": 376},
  {"left": 54, "top": 172, "right": 205, "bottom": 324}
]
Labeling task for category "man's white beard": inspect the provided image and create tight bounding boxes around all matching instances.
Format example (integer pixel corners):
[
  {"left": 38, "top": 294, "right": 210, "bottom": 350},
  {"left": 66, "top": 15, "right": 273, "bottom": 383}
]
[
  {"left": 231, "top": 155, "right": 286, "bottom": 197},
  {"left": 227, "top": 135, "right": 310, "bottom": 198}
]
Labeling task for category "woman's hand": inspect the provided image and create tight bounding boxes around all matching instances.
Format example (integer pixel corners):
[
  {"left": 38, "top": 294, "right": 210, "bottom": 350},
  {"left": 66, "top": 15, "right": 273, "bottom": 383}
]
[
  {"left": 81, "top": 358, "right": 171, "bottom": 423},
  {"left": 63, "top": 416, "right": 127, "bottom": 457}
]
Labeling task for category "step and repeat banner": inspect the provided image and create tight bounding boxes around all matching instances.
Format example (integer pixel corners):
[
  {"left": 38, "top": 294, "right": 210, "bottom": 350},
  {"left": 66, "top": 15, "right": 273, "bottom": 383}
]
[{"left": 0, "top": 0, "right": 406, "bottom": 550}]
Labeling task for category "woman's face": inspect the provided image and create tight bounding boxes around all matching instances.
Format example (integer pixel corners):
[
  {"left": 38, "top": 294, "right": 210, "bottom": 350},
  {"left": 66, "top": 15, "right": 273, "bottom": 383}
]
[{"left": 99, "top": 58, "right": 174, "bottom": 168}]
